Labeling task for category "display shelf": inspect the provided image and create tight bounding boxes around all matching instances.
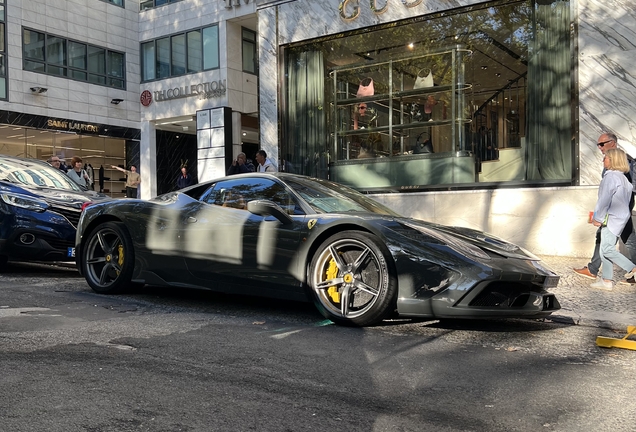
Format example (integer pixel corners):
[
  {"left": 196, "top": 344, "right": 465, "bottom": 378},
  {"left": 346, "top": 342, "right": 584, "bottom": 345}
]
[{"left": 329, "top": 45, "right": 472, "bottom": 161}]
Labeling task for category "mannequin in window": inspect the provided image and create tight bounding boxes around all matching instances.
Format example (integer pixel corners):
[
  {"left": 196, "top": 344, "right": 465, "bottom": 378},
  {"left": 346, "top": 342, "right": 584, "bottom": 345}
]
[{"left": 353, "top": 103, "right": 378, "bottom": 130}]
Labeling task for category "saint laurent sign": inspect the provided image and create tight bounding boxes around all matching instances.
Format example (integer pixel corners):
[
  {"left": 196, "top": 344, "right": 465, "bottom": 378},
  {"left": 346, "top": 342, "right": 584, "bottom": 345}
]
[
  {"left": 339, "top": 0, "right": 423, "bottom": 21},
  {"left": 47, "top": 119, "right": 99, "bottom": 133},
  {"left": 154, "top": 80, "right": 227, "bottom": 102}
]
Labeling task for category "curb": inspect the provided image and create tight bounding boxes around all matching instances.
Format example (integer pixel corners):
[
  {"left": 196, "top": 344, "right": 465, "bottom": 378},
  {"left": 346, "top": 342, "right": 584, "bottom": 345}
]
[{"left": 550, "top": 309, "right": 636, "bottom": 331}]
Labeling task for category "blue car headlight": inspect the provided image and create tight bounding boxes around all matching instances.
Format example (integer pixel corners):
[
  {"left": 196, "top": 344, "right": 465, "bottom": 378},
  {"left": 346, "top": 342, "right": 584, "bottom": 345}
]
[
  {"left": 0, "top": 193, "right": 49, "bottom": 212},
  {"left": 400, "top": 221, "right": 491, "bottom": 261}
]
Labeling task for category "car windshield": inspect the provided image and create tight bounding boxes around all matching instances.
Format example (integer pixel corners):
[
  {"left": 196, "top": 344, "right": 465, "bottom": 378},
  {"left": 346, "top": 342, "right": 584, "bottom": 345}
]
[
  {"left": 0, "top": 157, "right": 84, "bottom": 191},
  {"left": 284, "top": 177, "right": 401, "bottom": 216}
]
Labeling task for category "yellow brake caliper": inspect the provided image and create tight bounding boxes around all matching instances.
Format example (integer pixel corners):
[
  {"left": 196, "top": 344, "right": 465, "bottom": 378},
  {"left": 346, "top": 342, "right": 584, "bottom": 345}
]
[
  {"left": 326, "top": 258, "right": 340, "bottom": 303},
  {"left": 116, "top": 244, "right": 124, "bottom": 274}
]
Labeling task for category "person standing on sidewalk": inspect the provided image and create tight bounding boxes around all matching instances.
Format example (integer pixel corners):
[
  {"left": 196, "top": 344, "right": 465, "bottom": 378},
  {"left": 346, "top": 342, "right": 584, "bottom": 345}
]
[
  {"left": 227, "top": 152, "right": 255, "bottom": 175},
  {"left": 176, "top": 166, "right": 195, "bottom": 189},
  {"left": 589, "top": 148, "right": 636, "bottom": 290},
  {"left": 255, "top": 150, "right": 278, "bottom": 173},
  {"left": 112, "top": 164, "right": 140, "bottom": 198},
  {"left": 574, "top": 132, "right": 636, "bottom": 284}
]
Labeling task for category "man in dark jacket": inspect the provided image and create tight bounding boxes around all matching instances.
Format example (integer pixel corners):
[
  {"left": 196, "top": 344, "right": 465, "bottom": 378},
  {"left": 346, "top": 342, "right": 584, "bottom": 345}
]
[
  {"left": 227, "top": 152, "right": 255, "bottom": 175},
  {"left": 177, "top": 166, "right": 195, "bottom": 189}
]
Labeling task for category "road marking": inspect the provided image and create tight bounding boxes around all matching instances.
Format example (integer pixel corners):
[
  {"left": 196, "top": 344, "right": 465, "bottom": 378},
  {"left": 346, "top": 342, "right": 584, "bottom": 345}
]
[
  {"left": 0, "top": 307, "right": 52, "bottom": 318},
  {"left": 270, "top": 329, "right": 303, "bottom": 339}
]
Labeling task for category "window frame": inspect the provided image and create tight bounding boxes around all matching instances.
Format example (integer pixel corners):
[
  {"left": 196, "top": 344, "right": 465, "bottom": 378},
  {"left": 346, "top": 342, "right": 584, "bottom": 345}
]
[
  {"left": 140, "top": 0, "right": 183, "bottom": 11},
  {"left": 140, "top": 24, "right": 220, "bottom": 83},
  {"left": 100, "top": 0, "right": 124, "bottom": 7},
  {"left": 242, "top": 27, "right": 257, "bottom": 75},
  {"left": 22, "top": 27, "right": 127, "bottom": 90}
]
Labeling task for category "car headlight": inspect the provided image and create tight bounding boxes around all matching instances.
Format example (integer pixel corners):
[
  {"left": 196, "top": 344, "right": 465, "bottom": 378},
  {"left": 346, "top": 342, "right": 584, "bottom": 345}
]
[
  {"left": 0, "top": 193, "right": 49, "bottom": 212},
  {"left": 401, "top": 221, "right": 491, "bottom": 261}
]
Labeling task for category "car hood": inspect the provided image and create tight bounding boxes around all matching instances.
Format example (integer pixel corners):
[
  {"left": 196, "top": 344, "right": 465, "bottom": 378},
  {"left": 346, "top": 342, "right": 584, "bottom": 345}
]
[
  {"left": 0, "top": 181, "right": 110, "bottom": 209},
  {"left": 397, "top": 217, "right": 538, "bottom": 261}
]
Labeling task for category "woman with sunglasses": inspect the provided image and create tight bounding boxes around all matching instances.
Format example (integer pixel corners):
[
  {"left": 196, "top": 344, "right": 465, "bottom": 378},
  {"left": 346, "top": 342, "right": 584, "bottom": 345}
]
[{"left": 590, "top": 148, "right": 636, "bottom": 290}]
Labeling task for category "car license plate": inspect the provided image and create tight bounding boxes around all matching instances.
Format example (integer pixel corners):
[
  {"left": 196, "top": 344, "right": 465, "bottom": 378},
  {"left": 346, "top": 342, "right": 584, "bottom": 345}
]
[
  {"left": 543, "top": 275, "right": 559, "bottom": 288},
  {"left": 67, "top": 247, "right": 75, "bottom": 258}
]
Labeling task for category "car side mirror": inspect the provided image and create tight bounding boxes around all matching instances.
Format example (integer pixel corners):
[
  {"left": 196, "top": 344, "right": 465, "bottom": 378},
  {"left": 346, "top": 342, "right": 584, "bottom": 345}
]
[{"left": 247, "top": 199, "right": 293, "bottom": 225}]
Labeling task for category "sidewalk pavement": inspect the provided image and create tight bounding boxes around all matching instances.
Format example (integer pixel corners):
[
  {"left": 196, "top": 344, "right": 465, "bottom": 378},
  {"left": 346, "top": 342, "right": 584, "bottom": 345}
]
[{"left": 539, "top": 255, "right": 636, "bottom": 331}]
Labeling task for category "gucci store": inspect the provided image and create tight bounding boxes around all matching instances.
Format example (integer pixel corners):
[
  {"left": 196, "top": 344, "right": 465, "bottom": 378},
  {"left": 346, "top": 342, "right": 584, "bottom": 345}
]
[{"left": 258, "top": 0, "right": 635, "bottom": 256}]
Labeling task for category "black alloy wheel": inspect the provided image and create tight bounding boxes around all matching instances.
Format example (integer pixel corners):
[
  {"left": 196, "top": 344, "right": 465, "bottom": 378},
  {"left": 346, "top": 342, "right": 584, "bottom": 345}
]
[
  {"left": 309, "top": 231, "right": 397, "bottom": 326},
  {"left": 81, "top": 221, "right": 136, "bottom": 294}
]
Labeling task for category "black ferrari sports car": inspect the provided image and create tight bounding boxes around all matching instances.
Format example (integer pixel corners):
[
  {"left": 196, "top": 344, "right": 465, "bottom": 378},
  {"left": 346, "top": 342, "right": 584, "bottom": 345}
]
[{"left": 75, "top": 173, "right": 560, "bottom": 326}]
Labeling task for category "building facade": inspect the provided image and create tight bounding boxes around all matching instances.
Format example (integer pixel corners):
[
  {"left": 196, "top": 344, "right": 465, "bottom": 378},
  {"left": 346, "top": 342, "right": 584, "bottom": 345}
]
[
  {"left": 0, "top": 0, "right": 633, "bottom": 257},
  {"left": 255, "top": 0, "right": 635, "bottom": 258}
]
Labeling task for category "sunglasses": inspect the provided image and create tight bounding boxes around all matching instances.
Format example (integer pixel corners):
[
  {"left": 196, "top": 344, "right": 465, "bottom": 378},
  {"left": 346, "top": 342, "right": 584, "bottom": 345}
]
[{"left": 597, "top": 140, "right": 613, "bottom": 147}]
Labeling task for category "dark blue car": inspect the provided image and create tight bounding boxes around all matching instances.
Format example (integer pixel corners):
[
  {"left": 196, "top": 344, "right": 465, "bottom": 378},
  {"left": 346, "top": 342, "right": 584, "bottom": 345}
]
[{"left": 0, "top": 155, "right": 110, "bottom": 270}]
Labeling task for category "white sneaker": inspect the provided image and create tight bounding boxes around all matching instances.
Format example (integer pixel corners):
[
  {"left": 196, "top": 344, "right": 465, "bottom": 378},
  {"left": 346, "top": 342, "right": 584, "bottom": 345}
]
[{"left": 590, "top": 279, "right": 613, "bottom": 290}]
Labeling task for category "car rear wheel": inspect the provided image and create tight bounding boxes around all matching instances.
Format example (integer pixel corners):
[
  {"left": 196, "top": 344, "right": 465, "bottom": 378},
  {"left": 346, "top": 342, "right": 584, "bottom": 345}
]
[
  {"left": 308, "top": 231, "right": 397, "bottom": 326},
  {"left": 0, "top": 255, "right": 7, "bottom": 272},
  {"left": 81, "top": 221, "right": 136, "bottom": 294}
]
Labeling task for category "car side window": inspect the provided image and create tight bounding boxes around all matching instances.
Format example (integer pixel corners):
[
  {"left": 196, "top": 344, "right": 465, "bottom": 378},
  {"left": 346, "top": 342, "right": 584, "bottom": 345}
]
[{"left": 200, "top": 178, "right": 304, "bottom": 215}]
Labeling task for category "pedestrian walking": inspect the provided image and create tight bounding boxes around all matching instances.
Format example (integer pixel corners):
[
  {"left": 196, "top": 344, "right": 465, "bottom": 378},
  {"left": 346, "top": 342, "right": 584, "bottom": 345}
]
[
  {"left": 574, "top": 132, "right": 636, "bottom": 284},
  {"left": 589, "top": 148, "right": 636, "bottom": 290}
]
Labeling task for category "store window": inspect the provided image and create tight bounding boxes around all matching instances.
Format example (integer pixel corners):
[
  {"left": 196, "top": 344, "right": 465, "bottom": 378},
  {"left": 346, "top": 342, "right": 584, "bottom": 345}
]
[
  {"left": 242, "top": 28, "right": 257, "bottom": 74},
  {"left": 141, "top": 25, "right": 219, "bottom": 82},
  {"left": 22, "top": 28, "right": 126, "bottom": 90},
  {"left": 140, "top": 0, "right": 182, "bottom": 10},
  {"left": 0, "top": 0, "right": 6, "bottom": 100},
  {"left": 0, "top": 126, "right": 128, "bottom": 198},
  {"left": 281, "top": 0, "right": 573, "bottom": 192}
]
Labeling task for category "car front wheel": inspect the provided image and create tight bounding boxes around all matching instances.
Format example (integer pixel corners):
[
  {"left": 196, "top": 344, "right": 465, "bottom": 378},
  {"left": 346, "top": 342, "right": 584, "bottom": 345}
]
[
  {"left": 81, "top": 221, "right": 136, "bottom": 294},
  {"left": 308, "top": 231, "right": 397, "bottom": 326}
]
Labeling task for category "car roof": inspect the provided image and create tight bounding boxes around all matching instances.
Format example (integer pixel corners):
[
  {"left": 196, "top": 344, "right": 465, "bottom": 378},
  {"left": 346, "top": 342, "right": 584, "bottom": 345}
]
[{"left": 0, "top": 154, "right": 51, "bottom": 166}]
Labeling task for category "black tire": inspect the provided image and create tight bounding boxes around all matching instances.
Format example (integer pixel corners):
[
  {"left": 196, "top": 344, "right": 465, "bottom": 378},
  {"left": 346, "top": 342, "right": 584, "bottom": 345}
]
[
  {"left": 81, "top": 221, "right": 136, "bottom": 294},
  {"left": 308, "top": 231, "right": 397, "bottom": 326},
  {"left": 0, "top": 255, "right": 8, "bottom": 272}
]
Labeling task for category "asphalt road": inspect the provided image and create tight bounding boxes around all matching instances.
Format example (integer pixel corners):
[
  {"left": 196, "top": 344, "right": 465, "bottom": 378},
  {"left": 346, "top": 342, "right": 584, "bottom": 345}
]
[{"left": 1, "top": 262, "right": 635, "bottom": 432}]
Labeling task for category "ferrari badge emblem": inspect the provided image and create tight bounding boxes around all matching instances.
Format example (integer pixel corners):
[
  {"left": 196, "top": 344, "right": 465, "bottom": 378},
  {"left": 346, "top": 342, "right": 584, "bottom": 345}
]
[{"left": 308, "top": 219, "right": 317, "bottom": 230}]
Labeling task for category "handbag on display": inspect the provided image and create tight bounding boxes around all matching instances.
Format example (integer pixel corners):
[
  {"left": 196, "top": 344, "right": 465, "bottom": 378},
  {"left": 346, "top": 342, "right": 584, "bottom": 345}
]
[
  {"left": 414, "top": 131, "right": 434, "bottom": 154},
  {"left": 356, "top": 77, "right": 374, "bottom": 97},
  {"left": 413, "top": 68, "right": 434, "bottom": 89}
]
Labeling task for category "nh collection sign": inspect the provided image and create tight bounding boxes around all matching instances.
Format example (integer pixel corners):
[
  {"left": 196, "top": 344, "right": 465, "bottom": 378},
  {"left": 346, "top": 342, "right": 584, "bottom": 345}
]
[
  {"left": 151, "top": 80, "right": 227, "bottom": 103},
  {"left": 339, "top": 0, "right": 423, "bottom": 21}
]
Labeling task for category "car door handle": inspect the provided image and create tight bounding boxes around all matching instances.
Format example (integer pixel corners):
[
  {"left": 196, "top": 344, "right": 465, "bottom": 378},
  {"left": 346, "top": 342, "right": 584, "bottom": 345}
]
[{"left": 187, "top": 217, "right": 197, "bottom": 223}]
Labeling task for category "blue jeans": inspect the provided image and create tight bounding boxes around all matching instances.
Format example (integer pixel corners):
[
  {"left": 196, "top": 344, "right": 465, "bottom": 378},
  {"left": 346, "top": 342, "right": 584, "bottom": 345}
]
[
  {"left": 588, "top": 215, "right": 636, "bottom": 275},
  {"left": 599, "top": 226, "right": 636, "bottom": 280}
]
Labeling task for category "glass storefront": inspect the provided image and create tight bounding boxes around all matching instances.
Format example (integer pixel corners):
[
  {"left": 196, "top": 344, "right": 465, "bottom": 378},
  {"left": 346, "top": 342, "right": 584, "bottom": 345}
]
[
  {"left": 281, "top": 0, "right": 573, "bottom": 191},
  {"left": 0, "top": 126, "right": 127, "bottom": 198}
]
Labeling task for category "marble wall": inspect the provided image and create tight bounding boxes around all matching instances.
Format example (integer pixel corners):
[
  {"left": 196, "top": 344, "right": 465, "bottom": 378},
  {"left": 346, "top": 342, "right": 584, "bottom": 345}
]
[{"left": 578, "top": 0, "right": 636, "bottom": 185}]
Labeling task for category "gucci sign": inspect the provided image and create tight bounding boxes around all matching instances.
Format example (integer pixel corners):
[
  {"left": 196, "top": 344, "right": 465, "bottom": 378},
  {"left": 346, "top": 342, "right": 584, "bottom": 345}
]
[{"left": 339, "top": 0, "right": 423, "bottom": 21}]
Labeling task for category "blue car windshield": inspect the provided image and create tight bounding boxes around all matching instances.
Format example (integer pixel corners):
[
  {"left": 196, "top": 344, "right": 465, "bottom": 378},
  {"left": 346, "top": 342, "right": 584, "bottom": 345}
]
[
  {"left": 0, "top": 159, "right": 84, "bottom": 191},
  {"left": 284, "top": 177, "right": 401, "bottom": 216}
]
